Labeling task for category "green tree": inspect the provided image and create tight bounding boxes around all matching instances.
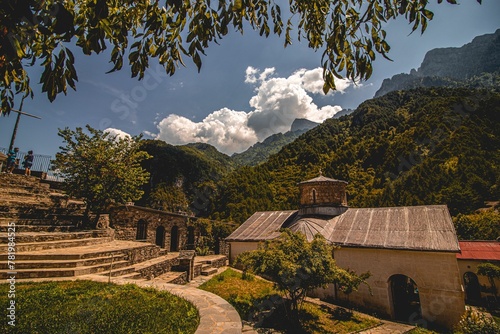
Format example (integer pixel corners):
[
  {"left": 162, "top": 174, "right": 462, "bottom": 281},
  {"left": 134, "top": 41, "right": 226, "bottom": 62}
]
[
  {"left": 477, "top": 262, "right": 500, "bottom": 298},
  {"left": 236, "top": 229, "right": 369, "bottom": 323},
  {"left": 148, "top": 181, "right": 191, "bottom": 214},
  {"left": 53, "top": 125, "right": 151, "bottom": 227},
  {"left": 0, "top": 0, "right": 471, "bottom": 113},
  {"left": 454, "top": 210, "right": 500, "bottom": 240}
]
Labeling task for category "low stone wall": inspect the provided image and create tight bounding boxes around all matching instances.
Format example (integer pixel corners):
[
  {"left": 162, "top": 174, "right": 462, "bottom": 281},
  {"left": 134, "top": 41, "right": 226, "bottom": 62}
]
[
  {"left": 138, "top": 256, "right": 180, "bottom": 279},
  {"left": 209, "top": 256, "right": 227, "bottom": 268},
  {"left": 168, "top": 272, "right": 188, "bottom": 285},
  {"left": 123, "top": 245, "right": 162, "bottom": 264}
]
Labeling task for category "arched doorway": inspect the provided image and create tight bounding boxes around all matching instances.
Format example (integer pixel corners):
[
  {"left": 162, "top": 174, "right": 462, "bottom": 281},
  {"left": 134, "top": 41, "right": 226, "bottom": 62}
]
[
  {"left": 464, "top": 272, "right": 482, "bottom": 305},
  {"left": 136, "top": 220, "right": 148, "bottom": 241},
  {"left": 187, "top": 226, "right": 195, "bottom": 250},
  {"left": 155, "top": 226, "right": 165, "bottom": 248},
  {"left": 390, "top": 274, "right": 422, "bottom": 323},
  {"left": 170, "top": 226, "right": 179, "bottom": 252}
]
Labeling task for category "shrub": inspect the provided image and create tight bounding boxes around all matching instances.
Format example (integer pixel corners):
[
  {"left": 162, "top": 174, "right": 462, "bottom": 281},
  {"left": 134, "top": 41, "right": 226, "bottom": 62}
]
[{"left": 455, "top": 308, "right": 500, "bottom": 334}]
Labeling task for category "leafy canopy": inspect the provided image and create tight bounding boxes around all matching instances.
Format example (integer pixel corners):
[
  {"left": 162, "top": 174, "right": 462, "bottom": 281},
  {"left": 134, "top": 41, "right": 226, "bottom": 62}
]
[
  {"left": 53, "top": 125, "right": 151, "bottom": 223},
  {"left": 236, "top": 229, "right": 369, "bottom": 317},
  {"left": 0, "top": 0, "right": 474, "bottom": 114}
]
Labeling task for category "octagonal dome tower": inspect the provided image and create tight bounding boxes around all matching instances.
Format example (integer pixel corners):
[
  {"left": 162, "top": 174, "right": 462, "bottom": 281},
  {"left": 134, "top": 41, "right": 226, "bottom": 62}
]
[{"left": 297, "top": 172, "right": 348, "bottom": 217}]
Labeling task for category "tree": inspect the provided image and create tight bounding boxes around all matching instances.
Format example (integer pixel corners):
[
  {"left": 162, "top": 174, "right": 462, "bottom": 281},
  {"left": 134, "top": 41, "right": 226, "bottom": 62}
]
[
  {"left": 53, "top": 125, "right": 151, "bottom": 226},
  {"left": 454, "top": 210, "right": 500, "bottom": 241},
  {"left": 477, "top": 262, "right": 500, "bottom": 298},
  {"left": 236, "top": 229, "right": 369, "bottom": 322},
  {"left": 0, "top": 0, "right": 475, "bottom": 114},
  {"left": 148, "top": 181, "right": 191, "bottom": 214}
]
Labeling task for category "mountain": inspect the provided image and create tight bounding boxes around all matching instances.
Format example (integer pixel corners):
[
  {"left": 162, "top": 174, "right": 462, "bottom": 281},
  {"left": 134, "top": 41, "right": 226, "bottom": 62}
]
[
  {"left": 290, "top": 118, "right": 319, "bottom": 132},
  {"left": 137, "top": 140, "right": 235, "bottom": 215},
  {"left": 375, "top": 29, "right": 500, "bottom": 97},
  {"left": 231, "top": 118, "right": 319, "bottom": 166},
  {"left": 211, "top": 87, "right": 500, "bottom": 223}
]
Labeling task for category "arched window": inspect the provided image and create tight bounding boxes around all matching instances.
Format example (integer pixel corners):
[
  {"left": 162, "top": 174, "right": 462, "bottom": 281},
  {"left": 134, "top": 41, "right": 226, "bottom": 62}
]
[
  {"left": 312, "top": 189, "right": 317, "bottom": 204},
  {"left": 136, "top": 220, "right": 148, "bottom": 241}
]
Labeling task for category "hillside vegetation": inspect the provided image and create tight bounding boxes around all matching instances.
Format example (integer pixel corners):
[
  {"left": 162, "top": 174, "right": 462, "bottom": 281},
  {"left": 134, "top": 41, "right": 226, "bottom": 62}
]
[{"left": 210, "top": 87, "right": 500, "bottom": 222}]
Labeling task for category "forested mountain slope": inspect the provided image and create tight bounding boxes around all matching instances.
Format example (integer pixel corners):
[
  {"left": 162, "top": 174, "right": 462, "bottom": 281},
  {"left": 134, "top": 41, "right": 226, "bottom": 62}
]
[
  {"left": 137, "top": 140, "right": 234, "bottom": 215},
  {"left": 211, "top": 87, "right": 500, "bottom": 223}
]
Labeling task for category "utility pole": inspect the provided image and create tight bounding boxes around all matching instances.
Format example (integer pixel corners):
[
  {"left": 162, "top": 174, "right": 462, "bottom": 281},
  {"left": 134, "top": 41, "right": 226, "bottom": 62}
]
[{"left": 8, "top": 109, "right": 41, "bottom": 152}]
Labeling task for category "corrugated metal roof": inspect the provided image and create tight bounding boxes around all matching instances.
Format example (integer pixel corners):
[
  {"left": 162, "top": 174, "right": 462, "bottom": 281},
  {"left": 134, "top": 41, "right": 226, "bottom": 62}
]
[
  {"left": 226, "top": 205, "right": 460, "bottom": 252},
  {"left": 457, "top": 241, "right": 500, "bottom": 260},
  {"left": 325, "top": 206, "right": 460, "bottom": 252},
  {"left": 287, "top": 217, "right": 331, "bottom": 242},
  {"left": 225, "top": 210, "right": 297, "bottom": 242}
]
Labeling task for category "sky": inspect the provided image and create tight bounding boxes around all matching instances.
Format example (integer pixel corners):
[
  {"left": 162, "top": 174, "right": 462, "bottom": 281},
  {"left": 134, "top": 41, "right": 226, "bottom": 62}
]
[{"left": 1, "top": 1, "right": 499, "bottom": 158}]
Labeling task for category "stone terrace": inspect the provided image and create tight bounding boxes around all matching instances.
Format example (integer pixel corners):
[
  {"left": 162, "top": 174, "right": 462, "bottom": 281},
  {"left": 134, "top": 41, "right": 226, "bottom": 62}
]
[{"left": 0, "top": 174, "right": 226, "bottom": 282}]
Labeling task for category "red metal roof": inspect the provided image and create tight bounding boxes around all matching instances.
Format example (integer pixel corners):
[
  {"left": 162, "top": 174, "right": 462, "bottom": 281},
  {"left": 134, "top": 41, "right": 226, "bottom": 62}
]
[{"left": 457, "top": 241, "right": 500, "bottom": 261}]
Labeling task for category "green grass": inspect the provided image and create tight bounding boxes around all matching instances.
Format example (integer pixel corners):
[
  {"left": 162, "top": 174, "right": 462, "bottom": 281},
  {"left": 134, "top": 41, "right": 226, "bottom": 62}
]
[
  {"left": 199, "top": 268, "right": 380, "bottom": 333},
  {"left": 0, "top": 280, "right": 199, "bottom": 334}
]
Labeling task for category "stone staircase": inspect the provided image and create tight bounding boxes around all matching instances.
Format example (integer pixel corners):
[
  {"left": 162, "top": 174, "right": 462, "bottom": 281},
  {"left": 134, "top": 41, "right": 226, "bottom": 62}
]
[{"left": 0, "top": 174, "right": 226, "bottom": 282}]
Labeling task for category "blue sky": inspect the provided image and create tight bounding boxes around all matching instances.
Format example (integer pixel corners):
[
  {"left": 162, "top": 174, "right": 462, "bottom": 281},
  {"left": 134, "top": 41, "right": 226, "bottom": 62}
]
[{"left": 1, "top": 1, "right": 499, "bottom": 157}]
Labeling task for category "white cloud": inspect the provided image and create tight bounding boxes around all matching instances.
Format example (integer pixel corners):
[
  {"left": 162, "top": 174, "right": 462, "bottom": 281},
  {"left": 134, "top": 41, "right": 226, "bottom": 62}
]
[
  {"left": 155, "top": 109, "right": 258, "bottom": 155},
  {"left": 104, "top": 128, "right": 132, "bottom": 140},
  {"left": 151, "top": 67, "right": 357, "bottom": 155}
]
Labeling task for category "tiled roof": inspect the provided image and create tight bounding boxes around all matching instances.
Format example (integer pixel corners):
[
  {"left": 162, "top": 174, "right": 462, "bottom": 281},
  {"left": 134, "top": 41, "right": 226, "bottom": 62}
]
[
  {"left": 226, "top": 205, "right": 460, "bottom": 252},
  {"left": 457, "top": 241, "right": 500, "bottom": 260}
]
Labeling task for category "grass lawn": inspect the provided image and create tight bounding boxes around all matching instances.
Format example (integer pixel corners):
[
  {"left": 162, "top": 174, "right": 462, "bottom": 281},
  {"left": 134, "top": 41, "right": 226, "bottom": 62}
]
[
  {"left": 0, "top": 280, "right": 199, "bottom": 334},
  {"left": 199, "top": 268, "right": 380, "bottom": 333}
]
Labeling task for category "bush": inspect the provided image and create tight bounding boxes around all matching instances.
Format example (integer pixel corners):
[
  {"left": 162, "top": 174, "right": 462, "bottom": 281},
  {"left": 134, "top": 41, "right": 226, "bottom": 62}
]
[{"left": 455, "top": 308, "right": 500, "bottom": 334}]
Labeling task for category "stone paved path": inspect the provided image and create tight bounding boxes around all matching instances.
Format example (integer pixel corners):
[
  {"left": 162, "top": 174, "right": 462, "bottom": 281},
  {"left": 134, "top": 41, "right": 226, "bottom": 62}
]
[{"left": 356, "top": 321, "right": 415, "bottom": 333}]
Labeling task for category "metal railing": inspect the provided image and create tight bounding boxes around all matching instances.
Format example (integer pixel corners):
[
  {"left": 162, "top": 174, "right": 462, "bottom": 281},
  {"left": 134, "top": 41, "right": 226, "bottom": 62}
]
[{"left": 0, "top": 147, "right": 64, "bottom": 181}]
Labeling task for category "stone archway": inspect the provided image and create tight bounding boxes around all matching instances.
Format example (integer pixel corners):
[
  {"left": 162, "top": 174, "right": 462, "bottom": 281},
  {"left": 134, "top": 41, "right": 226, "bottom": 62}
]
[
  {"left": 136, "top": 219, "right": 148, "bottom": 241},
  {"left": 464, "top": 272, "right": 482, "bottom": 305},
  {"left": 389, "top": 274, "right": 422, "bottom": 323},
  {"left": 155, "top": 226, "right": 166, "bottom": 248},
  {"left": 170, "top": 226, "right": 179, "bottom": 252}
]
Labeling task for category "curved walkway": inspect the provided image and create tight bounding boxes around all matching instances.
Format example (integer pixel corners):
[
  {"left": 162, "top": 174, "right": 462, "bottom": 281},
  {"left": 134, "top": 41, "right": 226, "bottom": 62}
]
[{"left": 84, "top": 274, "right": 242, "bottom": 334}]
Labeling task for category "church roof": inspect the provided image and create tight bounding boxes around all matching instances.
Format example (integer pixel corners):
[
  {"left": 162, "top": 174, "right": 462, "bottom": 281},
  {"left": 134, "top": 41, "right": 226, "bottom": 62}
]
[
  {"left": 298, "top": 174, "right": 347, "bottom": 184},
  {"left": 456, "top": 241, "right": 500, "bottom": 260},
  {"left": 226, "top": 205, "right": 460, "bottom": 252},
  {"left": 324, "top": 206, "right": 460, "bottom": 252},
  {"left": 225, "top": 210, "right": 297, "bottom": 242}
]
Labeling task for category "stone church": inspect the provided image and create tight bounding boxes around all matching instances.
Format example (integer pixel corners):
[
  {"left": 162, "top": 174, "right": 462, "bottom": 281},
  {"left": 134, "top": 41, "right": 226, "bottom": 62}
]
[{"left": 226, "top": 174, "right": 465, "bottom": 329}]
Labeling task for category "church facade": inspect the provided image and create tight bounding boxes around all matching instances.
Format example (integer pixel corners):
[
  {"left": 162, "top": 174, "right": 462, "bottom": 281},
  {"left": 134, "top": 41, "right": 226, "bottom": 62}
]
[{"left": 226, "top": 174, "right": 465, "bottom": 329}]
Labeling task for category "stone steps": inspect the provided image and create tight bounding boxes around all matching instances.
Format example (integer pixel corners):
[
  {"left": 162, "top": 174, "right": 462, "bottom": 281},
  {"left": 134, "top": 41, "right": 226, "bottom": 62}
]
[
  {"left": 0, "top": 254, "right": 128, "bottom": 269},
  {"left": 0, "top": 259, "right": 132, "bottom": 279},
  {"left": 0, "top": 236, "right": 114, "bottom": 253},
  {"left": 201, "top": 266, "right": 218, "bottom": 276},
  {"left": 0, "top": 230, "right": 111, "bottom": 244},
  {"left": 0, "top": 224, "right": 78, "bottom": 233}
]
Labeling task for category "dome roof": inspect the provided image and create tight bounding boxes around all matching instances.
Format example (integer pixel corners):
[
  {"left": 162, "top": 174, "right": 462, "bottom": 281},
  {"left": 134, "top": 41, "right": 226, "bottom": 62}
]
[{"left": 298, "top": 172, "right": 347, "bottom": 185}]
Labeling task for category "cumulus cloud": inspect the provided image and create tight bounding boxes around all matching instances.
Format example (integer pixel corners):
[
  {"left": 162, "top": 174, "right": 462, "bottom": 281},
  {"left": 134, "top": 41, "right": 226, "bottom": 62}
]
[
  {"left": 152, "top": 67, "right": 357, "bottom": 155},
  {"left": 104, "top": 128, "right": 132, "bottom": 140}
]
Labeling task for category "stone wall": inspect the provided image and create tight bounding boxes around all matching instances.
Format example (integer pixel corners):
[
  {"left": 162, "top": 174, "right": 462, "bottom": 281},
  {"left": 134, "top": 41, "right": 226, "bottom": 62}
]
[
  {"left": 312, "top": 247, "right": 465, "bottom": 330},
  {"left": 137, "top": 256, "right": 180, "bottom": 278},
  {"left": 110, "top": 205, "right": 196, "bottom": 251},
  {"left": 299, "top": 181, "right": 347, "bottom": 207}
]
